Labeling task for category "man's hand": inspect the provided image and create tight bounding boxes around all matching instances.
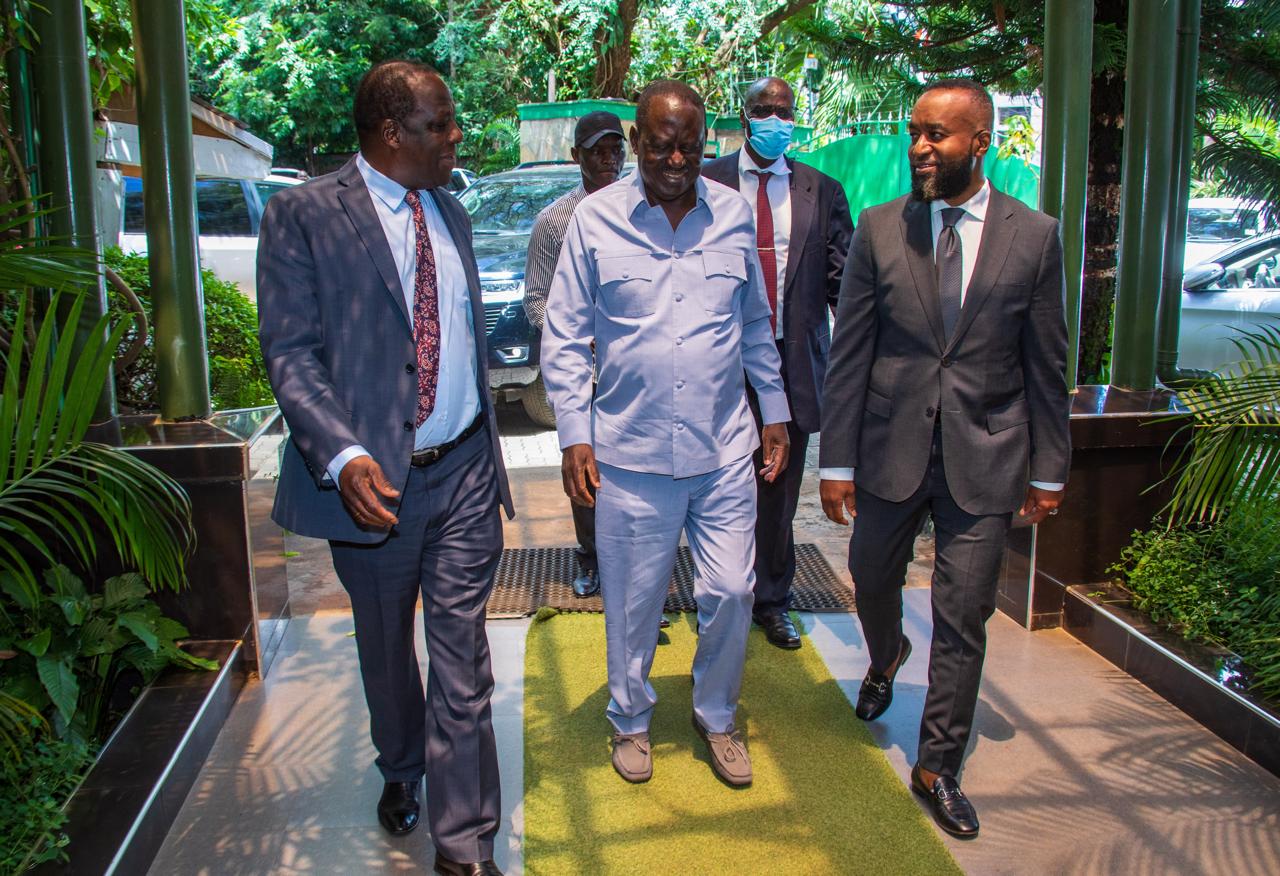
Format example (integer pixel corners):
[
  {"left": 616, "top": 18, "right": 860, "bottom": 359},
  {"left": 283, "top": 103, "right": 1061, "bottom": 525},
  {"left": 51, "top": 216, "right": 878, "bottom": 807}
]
[
  {"left": 759, "top": 423, "right": 790, "bottom": 483},
  {"left": 562, "top": 444, "right": 600, "bottom": 508},
  {"left": 820, "top": 479, "right": 857, "bottom": 525},
  {"left": 338, "top": 456, "right": 400, "bottom": 529},
  {"left": 1018, "top": 485, "right": 1064, "bottom": 525}
]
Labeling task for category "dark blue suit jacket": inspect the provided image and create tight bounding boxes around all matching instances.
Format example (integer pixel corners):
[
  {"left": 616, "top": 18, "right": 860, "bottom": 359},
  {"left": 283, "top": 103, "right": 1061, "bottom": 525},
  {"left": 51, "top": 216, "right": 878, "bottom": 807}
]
[
  {"left": 258, "top": 158, "right": 514, "bottom": 544},
  {"left": 701, "top": 151, "right": 853, "bottom": 433}
]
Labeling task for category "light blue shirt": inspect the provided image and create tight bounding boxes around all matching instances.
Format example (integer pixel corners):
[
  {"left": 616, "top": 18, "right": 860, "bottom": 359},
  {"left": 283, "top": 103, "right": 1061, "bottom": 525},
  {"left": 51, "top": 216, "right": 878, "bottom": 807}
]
[
  {"left": 327, "top": 155, "right": 480, "bottom": 483},
  {"left": 542, "top": 172, "right": 790, "bottom": 479}
]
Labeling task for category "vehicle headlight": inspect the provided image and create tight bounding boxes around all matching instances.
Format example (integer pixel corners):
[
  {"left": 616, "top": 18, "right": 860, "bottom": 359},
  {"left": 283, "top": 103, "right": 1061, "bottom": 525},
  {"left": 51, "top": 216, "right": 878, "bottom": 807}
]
[{"left": 480, "top": 278, "right": 524, "bottom": 304}]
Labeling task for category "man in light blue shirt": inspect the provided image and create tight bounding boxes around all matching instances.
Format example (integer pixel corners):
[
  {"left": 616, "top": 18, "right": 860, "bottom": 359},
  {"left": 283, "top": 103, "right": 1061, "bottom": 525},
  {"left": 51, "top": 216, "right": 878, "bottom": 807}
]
[{"left": 542, "top": 81, "right": 791, "bottom": 787}]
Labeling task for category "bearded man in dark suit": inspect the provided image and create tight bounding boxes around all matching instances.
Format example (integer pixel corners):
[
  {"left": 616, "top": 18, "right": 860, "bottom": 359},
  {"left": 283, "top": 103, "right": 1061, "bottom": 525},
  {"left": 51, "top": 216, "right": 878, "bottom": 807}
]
[
  {"left": 258, "top": 60, "right": 511, "bottom": 876},
  {"left": 819, "top": 79, "right": 1071, "bottom": 839},
  {"left": 702, "top": 76, "right": 852, "bottom": 650}
]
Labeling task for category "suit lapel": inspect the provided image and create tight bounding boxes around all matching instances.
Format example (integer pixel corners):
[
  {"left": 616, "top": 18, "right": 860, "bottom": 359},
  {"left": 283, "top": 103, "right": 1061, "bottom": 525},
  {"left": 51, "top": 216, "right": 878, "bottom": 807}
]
[
  {"left": 429, "top": 190, "right": 490, "bottom": 383},
  {"left": 336, "top": 160, "right": 412, "bottom": 330},
  {"left": 944, "top": 188, "right": 1018, "bottom": 355},
  {"left": 901, "top": 199, "right": 946, "bottom": 352},
  {"left": 784, "top": 159, "right": 815, "bottom": 297}
]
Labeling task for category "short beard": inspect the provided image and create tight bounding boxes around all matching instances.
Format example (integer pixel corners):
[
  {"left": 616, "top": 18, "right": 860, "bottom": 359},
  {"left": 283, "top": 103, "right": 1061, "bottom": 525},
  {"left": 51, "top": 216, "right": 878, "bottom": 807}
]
[{"left": 911, "top": 153, "right": 974, "bottom": 202}]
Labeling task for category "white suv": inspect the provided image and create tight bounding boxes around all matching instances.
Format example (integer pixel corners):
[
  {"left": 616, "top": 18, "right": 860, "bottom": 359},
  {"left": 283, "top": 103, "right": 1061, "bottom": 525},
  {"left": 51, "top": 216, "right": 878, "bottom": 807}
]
[{"left": 119, "top": 174, "right": 299, "bottom": 300}]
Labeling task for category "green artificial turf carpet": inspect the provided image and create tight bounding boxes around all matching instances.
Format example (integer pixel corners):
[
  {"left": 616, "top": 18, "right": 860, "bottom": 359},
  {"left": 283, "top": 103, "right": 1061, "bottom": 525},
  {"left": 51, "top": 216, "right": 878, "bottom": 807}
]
[{"left": 522, "top": 613, "right": 961, "bottom": 875}]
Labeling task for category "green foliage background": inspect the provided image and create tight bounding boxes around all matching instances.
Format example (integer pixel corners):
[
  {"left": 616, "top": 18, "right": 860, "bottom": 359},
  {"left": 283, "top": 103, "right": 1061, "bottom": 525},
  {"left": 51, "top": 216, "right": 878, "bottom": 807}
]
[{"left": 105, "top": 248, "right": 273, "bottom": 412}]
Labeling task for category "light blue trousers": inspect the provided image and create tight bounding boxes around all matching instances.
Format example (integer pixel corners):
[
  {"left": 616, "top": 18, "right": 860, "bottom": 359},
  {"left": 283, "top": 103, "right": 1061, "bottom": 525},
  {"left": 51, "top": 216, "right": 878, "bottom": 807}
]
[{"left": 595, "top": 454, "right": 757, "bottom": 734}]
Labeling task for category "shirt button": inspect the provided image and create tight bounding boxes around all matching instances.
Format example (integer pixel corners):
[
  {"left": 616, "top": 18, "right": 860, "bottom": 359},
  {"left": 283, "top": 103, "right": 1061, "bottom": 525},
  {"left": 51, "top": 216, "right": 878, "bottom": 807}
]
[
  {"left": 403, "top": 421, "right": 413, "bottom": 432},
  {"left": 676, "top": 381, "right": 685, "bottom": 389},
  {"left": 675, "top": 293, "right": 684, "bottom": 302},
  {"left": 676, "top": 423, "right": 684, "bottom": 430},
  {"left": 405, "top": 363, "right": 416, "bottom": 373},
  {"left": 676, "top": 337, "right": 684, "bottom": 346}
]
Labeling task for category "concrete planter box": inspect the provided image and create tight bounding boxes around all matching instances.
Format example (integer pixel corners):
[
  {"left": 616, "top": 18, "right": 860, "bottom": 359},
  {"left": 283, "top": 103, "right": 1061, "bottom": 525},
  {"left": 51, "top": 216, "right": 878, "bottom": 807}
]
[
  {"left": 32, "top": 641, "right": 244, "bottom": 875},
  {"left": 1063, "top": 583, "right": 1280, "bottom": 778}
]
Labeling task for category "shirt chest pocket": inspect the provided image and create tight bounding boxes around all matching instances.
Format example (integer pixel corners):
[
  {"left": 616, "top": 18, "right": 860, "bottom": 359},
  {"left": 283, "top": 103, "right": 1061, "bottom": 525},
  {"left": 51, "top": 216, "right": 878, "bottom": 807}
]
[
  {"left": 700, "top": 253, "right": 747, "bottom": 315},
  {"left": 597, "top": 254, "right": 657, "bottom": 318}
]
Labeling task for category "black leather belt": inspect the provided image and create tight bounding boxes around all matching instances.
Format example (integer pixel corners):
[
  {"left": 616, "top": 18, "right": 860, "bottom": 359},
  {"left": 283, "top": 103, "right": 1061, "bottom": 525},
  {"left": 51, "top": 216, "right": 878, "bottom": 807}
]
[{"left": 410, "top": 412, "right": 485, "bottom": 467}]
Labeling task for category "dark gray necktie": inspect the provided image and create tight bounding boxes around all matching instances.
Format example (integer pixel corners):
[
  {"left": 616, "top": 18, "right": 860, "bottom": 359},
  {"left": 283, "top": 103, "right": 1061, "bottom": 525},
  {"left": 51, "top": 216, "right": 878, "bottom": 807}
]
[{"left": 937, "top": 207, "right": 965, "bottom": 341}]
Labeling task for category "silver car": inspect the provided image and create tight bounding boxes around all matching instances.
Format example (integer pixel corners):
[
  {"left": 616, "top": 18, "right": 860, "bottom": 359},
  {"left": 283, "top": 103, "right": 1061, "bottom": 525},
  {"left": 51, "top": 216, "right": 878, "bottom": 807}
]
[{"left": 1181, "top": 230, "right": 1280, "bottom": 371}]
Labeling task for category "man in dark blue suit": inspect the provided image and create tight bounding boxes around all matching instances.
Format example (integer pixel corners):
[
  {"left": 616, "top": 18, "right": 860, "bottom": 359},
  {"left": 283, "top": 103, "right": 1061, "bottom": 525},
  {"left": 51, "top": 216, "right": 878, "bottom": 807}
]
[
  {"left": 258, "top": 61, "right": 512, "bottom": 876},
  {"left": 702, "top": 77, "right": 852, "bottom": 649}
]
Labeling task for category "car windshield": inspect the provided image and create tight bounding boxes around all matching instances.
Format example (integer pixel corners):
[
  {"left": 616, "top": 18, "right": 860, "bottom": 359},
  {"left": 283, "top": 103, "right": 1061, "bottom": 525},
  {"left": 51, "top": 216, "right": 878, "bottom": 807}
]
[
  {"left": 1187, "top": 206, "right": 1260, "bottom": 242},
  {"left": 459, "top": 173, "right": 580, "bottom": 233}
]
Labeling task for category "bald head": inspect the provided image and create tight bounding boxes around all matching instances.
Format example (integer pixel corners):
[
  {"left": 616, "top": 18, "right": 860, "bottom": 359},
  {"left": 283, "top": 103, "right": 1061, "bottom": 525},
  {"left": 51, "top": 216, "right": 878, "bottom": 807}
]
[
  {"left": 919, "top": 78, "right": 994, "bottom": 133},
  {"left": 635, "top": 80, "right": 705, "bottom": 131},
  {"left": 744, "top": 76, "right": 794, "bottom": 109}
]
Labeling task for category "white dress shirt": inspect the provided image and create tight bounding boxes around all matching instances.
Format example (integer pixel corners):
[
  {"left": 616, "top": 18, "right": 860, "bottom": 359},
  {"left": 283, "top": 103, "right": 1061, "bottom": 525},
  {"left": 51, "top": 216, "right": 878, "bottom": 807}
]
[
  {"left": 738, "top": 150, "right": 792, "bottom": 340},
  {"left": 820, "top": 180, "right": 1063, "bottom": 492},
  {"left": 326, "top": 154, "right": 480, "bottom": 484}
]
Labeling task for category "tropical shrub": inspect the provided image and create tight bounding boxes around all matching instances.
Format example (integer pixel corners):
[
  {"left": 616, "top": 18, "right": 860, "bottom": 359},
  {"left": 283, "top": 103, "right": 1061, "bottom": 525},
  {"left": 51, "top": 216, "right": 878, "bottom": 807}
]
[
  {"left": 0, "top": 727, "right": 94, "bottom": 874},
  {"left": 104, "top": 247, "right": 274, "bottom": 411},
  {"left": 1113, "top": 498, "right": 1280, "bottom": 700}
]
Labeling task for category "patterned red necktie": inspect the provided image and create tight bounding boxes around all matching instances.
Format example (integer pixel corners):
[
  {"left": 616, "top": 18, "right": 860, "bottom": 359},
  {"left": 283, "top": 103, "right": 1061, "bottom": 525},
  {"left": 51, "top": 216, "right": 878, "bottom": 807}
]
[
  {"left": 403, "top": 191, "right": 440, "bottom": 427},
  {"left": 750, "top": 170, "right": 778, "bottom": 332}
]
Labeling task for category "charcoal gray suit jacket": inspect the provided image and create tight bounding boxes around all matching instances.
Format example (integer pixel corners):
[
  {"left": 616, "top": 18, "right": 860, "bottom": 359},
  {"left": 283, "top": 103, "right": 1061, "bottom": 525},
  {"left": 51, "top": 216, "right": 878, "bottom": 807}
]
[
  {"left": 258, "top": 158, "right": 514, "bottom": 544},
  {"left": 701, "top": 152, "right": 852, "bottom": 433},
  {"left": 819, "top": 186, "right": 1071, "bottom": 515}
]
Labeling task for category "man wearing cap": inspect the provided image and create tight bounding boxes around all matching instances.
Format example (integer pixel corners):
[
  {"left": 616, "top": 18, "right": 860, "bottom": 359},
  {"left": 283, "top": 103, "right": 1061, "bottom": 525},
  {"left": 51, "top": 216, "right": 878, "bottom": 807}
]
[
  {"left": 702, "top": 76, "right": 852, "bottom": 651},
  {"left": 523, "top": 111, "right": 625, "bottom": 599}
]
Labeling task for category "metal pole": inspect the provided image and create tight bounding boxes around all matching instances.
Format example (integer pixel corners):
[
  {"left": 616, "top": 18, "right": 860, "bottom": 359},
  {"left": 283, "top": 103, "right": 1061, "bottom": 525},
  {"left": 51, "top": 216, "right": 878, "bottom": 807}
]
[
  {"left": 1040, "top": 0, "right": 1093, "bottom": 390},
  {"left": 130, "top": 0, "right": 211, "bottom": 419},
  {"left": 30, "top": 0, "right": 116, "bottom": 420},
  {"left": 1156, "top": 0, "right": 1205, "bottom": 384},
  {"left": 1111, "top": 0, "right": 1180, "bottom": 391}
]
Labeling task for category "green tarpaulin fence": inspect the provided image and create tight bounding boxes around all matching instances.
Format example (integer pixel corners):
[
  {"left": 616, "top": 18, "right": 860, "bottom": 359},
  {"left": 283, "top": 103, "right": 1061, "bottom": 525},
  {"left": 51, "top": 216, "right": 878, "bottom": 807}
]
[{"left": 794, "top": 134, "right": 1040, "bottom": 220}]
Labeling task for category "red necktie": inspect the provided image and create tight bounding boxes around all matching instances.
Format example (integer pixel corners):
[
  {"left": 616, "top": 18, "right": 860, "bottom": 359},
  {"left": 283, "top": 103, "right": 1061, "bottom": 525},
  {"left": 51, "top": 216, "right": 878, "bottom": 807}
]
[
  {"left": 403, "top": 191, "right": 440, "bottom": 427},
  {"left": 750, "top": 170, "right": 778, "bottom": 332}
]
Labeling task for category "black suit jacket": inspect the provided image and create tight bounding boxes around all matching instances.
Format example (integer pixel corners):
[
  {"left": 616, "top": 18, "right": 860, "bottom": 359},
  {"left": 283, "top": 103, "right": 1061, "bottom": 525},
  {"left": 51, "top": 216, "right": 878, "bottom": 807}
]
[
  {"left": 258, "top": 158, "right": 514, "bottom": 544},
  {"left": 819, "top": 187, "right": 1071, "bottom": 515},
  {"left": 701, "top": 151, "right": 852, "bottom": 433}
]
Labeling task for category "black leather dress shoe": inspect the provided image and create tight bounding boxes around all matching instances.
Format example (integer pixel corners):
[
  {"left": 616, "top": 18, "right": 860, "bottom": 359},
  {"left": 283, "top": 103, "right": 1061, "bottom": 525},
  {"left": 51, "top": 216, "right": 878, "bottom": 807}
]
[
  {"left": 754, "top": 610, "right": 801, "bottom": 650},
  {"left": 855, "top": 635, "right": 912, "bottom": 721},
  {"left": 377, "top": 780, "right": 420, "bottom": 835},
  {"left": 434, "top": 853, "right": 504, "bottom": 875},
  {"left": 572, "top": 568, "right": 600, "bottom": 597},
  {"left": 911, "top": 764, "right": 980, "bottom": 838}
]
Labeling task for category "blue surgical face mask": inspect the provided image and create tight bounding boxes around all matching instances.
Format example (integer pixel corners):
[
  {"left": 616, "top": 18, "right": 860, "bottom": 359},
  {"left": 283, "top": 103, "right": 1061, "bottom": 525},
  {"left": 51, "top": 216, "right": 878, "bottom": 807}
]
[{"left": 746, "top": 115, "right": 795, "bottom": 161}]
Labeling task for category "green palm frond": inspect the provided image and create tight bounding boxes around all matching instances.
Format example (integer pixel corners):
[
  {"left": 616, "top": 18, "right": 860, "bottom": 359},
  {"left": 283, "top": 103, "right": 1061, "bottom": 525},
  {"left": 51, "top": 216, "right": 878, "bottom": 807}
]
[
  {"left": 0, "top": 691, "right": 44, "bottom": 762},
  {"left": 0, "top": 199, "right": 101, "bottom": 290},
  {"left": 1166, "top": 321, "right": 1280, "bottom": 524},
  {"left": 1, "top": 294, "right": 195, "bottom": 605}
]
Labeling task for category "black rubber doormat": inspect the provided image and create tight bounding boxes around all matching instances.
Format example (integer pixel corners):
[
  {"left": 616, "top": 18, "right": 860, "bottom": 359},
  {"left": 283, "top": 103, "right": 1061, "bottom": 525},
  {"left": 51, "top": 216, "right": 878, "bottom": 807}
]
[{"left": 487, "top": 544, "right": 854, "bottom": 617}]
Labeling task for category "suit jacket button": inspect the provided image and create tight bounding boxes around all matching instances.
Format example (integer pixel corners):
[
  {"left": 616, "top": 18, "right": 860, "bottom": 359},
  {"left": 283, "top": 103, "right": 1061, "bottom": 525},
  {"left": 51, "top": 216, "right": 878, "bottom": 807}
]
[
  {"left": 925, "top": 407, "right": 936, "bottom": 419},
  {"left": 403, "top": 421, "right": 413, "bottom": 432},
  {"left": 941, "top": 357, "right": 953, "bottom": 368},
  {"left": 405, "top": 363, "right": 416, "bottom": 373}
]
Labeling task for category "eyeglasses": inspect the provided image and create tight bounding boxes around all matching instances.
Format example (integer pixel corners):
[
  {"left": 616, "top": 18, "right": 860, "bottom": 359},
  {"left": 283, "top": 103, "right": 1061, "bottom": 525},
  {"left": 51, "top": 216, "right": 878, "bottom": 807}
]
[{"left": 746, "top": 105, "right": 795, "bottom": 121}]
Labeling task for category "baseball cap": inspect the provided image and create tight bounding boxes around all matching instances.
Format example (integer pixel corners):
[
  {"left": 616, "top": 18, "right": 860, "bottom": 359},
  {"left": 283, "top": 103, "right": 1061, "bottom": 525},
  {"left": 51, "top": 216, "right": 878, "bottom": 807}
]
[{"left": 574, "top": 111, "right": 625, "bottom": 148}]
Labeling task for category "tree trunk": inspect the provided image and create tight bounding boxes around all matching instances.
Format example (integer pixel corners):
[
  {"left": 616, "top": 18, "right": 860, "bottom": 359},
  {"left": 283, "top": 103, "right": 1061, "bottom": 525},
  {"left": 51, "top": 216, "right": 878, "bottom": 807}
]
[
  {"left": 1079, "top": 0, "right": 1127, "bottom": 384},
  {"left": 591, "top": 0, "right": 639, "bottom": 98}
]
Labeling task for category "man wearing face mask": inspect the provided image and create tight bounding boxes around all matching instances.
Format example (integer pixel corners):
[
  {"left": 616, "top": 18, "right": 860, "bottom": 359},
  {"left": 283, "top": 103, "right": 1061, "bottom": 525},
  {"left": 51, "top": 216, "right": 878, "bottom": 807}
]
[
  {"left": 819, "top": 79, "right": 1070, "bottom": 838},
  {"left": 702, "top": 77, "right": 852, "bottom": 651}
]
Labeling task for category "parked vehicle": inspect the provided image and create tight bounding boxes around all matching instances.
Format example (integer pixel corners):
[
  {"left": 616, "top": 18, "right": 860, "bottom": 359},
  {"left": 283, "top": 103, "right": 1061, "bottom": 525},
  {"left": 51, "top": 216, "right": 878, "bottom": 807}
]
[
  {"left": 1183, "top": 197, "right": 1273, "bottom": 270},
  {"left": 1180, "top": 230, "right": 1280, "bottom": 371},
  {"left": 119, "top": 174, "right": 300, "bottom": 300},
  {"left": 458, "top": 165, "right": 597, "bottom": 426}
]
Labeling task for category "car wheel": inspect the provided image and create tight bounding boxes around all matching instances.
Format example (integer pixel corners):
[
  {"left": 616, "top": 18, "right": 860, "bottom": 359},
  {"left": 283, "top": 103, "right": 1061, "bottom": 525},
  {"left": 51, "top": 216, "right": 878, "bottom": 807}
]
[{"left": 520, "top": 372, "right": 557, "bottom": 428}]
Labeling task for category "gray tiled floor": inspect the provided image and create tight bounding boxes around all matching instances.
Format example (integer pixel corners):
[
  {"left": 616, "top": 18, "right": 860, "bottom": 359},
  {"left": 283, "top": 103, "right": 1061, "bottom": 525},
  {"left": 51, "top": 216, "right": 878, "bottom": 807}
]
[{"left": 149, "top": 613, "right": 529, "bottom": 875}]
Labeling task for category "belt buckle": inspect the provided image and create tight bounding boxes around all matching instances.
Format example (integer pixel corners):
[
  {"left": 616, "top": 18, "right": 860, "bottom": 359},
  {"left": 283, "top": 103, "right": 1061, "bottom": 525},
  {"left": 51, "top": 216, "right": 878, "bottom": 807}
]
[{"left": 414, "top": 446, "right": 443, "bottom": 467}]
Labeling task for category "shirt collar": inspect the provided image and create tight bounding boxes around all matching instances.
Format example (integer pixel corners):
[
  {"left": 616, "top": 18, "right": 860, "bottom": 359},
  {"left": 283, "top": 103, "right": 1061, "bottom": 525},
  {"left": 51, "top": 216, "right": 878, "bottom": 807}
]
[
  {"left": 626, "top": 170, "right": 711, "bottom": 220},
  {"left": 930, "top": 178, "right": 990, "bottom": 222},
  {"left": 738, "top": 148, "right": 790, "bottom": 178},
  {"left": 356, "top": 152, "right": 416, "bottom": 213}
]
